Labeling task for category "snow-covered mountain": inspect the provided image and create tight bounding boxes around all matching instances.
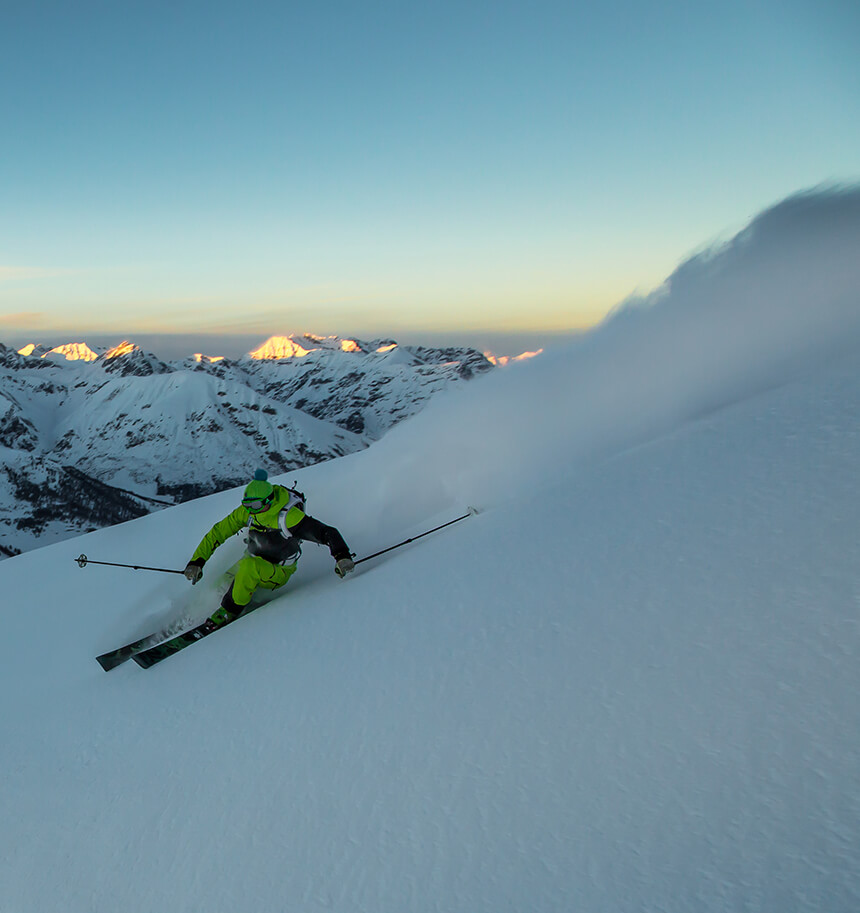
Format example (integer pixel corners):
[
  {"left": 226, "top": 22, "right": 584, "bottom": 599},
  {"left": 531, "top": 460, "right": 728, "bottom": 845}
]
[
  {"left": 0, "top": 186, "right": 857, "bottom": 912},
  {"left": 0, "top": 335, "right": 496, "bottom": 556},
  {"left": 237, "top": 333, "right": 494, "bottom": 437}
]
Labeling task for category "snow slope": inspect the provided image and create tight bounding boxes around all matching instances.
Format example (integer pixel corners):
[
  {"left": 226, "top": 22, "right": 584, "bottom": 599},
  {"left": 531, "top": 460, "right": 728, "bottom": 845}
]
[{"left": 0, "top": 186, "right": 858, "bottom": 911}]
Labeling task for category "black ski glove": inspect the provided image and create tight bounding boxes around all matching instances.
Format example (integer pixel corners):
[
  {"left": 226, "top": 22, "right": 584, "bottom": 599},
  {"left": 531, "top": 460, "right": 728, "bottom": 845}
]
[
  {"left": 184, "top": 560, "right": 204, "bottom": 584},
  {"left": 335, "top": 557, "right": 354, "bottom": 578}
]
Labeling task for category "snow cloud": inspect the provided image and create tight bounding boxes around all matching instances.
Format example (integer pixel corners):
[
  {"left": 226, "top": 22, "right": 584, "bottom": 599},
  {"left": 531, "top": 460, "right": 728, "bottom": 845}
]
[{"left": 313, "top": 185, "right": 860, "bottom": 527}]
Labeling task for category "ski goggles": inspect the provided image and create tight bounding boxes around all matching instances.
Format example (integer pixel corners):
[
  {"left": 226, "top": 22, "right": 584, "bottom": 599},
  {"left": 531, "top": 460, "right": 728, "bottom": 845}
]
[{"left": 242, "top": 493, "right": 274, "bottom": 513}]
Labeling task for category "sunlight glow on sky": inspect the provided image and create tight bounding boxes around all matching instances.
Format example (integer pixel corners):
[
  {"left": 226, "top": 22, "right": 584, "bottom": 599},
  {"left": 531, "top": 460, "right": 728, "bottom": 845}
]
[{"left": 1, "top": 0, "right": 858, "bottom": 353}]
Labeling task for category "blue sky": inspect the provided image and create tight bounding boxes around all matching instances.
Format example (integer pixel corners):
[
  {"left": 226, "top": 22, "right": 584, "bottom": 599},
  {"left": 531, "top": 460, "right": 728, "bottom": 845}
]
[{"left": 1, "top": 0, "right": 858, "bottom": 354}]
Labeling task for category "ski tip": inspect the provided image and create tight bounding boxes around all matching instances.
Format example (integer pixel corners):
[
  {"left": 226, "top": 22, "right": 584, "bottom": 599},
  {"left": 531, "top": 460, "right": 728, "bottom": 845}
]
[
  {"left": 466, "top": 505, "right": 482, "bottom": 516},
  {"left": 96, "top": 653, "right": 126, "bottom": 672}
]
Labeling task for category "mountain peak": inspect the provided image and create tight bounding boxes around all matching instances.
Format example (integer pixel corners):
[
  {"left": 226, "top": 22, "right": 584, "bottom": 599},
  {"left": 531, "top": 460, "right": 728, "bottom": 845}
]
[
  {"left": 45, "top": 343, "right": 99, "bottom": 362},
  {"left": 193, "top": 353, "right": 226, "bottom": 364},
  {"left": 18, "top": 341, "right": 100, "bottom": 362},
  {"left": 98, "top": 341, "right": 170, "bottom": 377},
  {"left": 17, "top": 343, "right": 53, "bottom": 357},
  {"left": 248, "top": 335, "right": 370, "bottom": 360},
  {"left": 248, "top": 336, "right": 316, "bottom": 360},
  {"left": 103, "top": 340, "right": 139, "bottom": 360},
  {"left": 484, "top": 348, "right": 544, "bottom": 366}
]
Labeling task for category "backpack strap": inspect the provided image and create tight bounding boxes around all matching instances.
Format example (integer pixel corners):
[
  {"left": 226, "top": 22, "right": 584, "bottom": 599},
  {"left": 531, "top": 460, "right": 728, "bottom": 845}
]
[{"left": 277, "top": 488, "right": 306, "bottom": 536}]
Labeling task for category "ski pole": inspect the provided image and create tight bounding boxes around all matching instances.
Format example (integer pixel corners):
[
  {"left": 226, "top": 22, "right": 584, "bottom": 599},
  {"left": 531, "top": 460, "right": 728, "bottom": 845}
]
[
  {"left": 354, "top": 507, "right": 478, "bottom": 566},
  {"left": 75, "top": 554, "right": 186, "bottom": 576}
]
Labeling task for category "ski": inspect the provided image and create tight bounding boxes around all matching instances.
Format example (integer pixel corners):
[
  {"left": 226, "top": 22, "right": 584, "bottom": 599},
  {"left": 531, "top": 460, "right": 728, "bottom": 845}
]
[
  {"left": 96, "top": 632, "right": 162, "bottom": 671},
  {"left": 132, "top": 607, "right": 252, "bottom": 669},
  {"left": 97, "top": 561, "right": 253, "bottom": 670}
]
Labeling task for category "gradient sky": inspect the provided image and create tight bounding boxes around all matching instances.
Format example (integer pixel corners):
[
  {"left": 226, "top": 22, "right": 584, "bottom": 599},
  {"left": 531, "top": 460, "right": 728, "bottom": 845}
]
[{"left": 1, "top": 0, "right": 858, "bottom": 352}]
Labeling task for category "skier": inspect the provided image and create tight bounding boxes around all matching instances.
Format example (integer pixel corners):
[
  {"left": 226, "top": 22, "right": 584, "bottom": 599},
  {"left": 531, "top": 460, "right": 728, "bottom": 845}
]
[{"left": 182, "top": 470, "right": 354, "bottom": 624}]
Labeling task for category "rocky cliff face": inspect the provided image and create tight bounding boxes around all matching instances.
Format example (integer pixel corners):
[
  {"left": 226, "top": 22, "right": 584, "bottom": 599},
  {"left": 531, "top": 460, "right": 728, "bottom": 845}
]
[{"left": 0, "top": 336, "right": 496, "bottom": 556}]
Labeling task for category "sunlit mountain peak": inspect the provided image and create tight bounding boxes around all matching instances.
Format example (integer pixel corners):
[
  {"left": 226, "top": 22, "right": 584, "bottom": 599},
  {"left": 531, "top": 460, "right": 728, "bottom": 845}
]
[
  {"left": 193, "top": 353, "right": 225, "bottom": 364},
  {"left": 104, "top": 340, "right": 138, "bottom": 360},
  {"left": 45, "top": 343, "right": 99, "bottom": 362},
  {"left": 248, "top": 336, "right": 316, "bottom": 360},
  {"left": 483, "top": 348, "right": 544, "bottom": 366}
]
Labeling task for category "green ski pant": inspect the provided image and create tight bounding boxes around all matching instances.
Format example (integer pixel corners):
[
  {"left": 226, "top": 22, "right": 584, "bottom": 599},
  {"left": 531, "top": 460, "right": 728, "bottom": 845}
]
[{"left": 232, "top": 556, "right": 297, "bottom": 606}]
